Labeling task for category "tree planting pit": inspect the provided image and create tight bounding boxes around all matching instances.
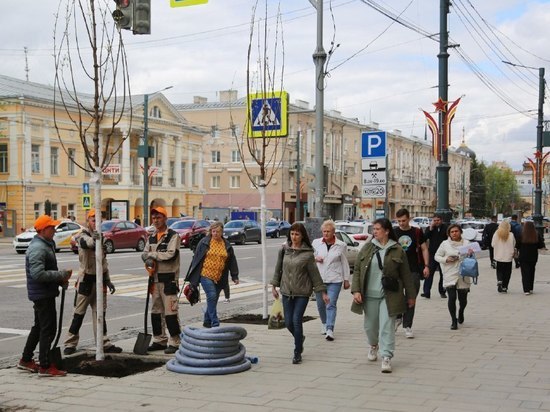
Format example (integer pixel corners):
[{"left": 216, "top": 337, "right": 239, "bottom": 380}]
[{"left": 64, "top": 354, "right": 165, "bottom": 378}]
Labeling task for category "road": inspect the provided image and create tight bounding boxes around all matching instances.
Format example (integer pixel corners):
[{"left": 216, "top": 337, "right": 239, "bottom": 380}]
[{"left": 0, "top": 238, "right": 284, "bottom": 364}]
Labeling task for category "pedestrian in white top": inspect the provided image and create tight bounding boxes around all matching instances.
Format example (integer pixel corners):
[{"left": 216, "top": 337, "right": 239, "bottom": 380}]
[
  {"left": 491, "top": 220, "right": 516, "bottom": 293},
  {"left": 312, "top": 219, "right": 350, "bottom": 341}
]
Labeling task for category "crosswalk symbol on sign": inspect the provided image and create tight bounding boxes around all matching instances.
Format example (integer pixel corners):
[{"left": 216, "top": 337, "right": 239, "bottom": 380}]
[
  {"left": 247, "top": 91, "right": 288, "bottom": 138},
  {"left": 82, "top": 195, "right": 91, "bottom": 210}
]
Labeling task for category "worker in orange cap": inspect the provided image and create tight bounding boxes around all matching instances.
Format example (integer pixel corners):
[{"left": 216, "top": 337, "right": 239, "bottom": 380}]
[{"left": 141, "top": 206, "right": 182, "bottom": 354}]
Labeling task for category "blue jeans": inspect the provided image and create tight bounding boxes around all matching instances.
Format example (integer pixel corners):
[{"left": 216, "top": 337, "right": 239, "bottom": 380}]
[
  {"left": 315, "top": 282, "right": 342, "bottom": 331},
  {"left": 200, "top": 277, "right": 221, "bottom": 327},
  {"left": 281, "top": 295, "right": 309, "bottom": 354}
]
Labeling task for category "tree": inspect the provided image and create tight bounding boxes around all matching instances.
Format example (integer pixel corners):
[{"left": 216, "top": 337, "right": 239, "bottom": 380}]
[
  {"left": 232, "top": 0, "right": 287, "bottom": 318},
  {"left": 484, "top": 164, "right": 520, "bottom": 216},
  {"left": 53, "top": 0, "right": 131, "bottom": 360},
  {"left": 469, "top": 158, "right": 488, "bottom": 217}
]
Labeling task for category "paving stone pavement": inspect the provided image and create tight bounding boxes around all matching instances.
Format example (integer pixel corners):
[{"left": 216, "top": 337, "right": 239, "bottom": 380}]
[{"left": 1, "top": 250, "right": 550, "bottom": 411}]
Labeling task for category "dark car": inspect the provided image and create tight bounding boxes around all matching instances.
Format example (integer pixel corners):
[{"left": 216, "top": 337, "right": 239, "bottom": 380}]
[
  {"left": 101, "top": 220, "right": 147, "bottom": 253},
  {"left": 265, "top": 220, "right": 291, "bottom": 238},
  {"left": 223, "top": 220, "right": 262, "bottom": 245},
  {"left": 170, "top": 219, "right": 211, "bottom": 248}
]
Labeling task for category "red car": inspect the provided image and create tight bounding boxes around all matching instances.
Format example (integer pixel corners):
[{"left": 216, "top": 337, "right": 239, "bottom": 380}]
[
  {"left": 170, "top": 219, "right": 211, "bottom": 248},
  {"left": 101, "top": 220, "right": 147, "bottom": 253}
]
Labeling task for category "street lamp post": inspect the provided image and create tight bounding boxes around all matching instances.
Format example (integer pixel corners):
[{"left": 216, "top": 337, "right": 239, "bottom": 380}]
[
  {"left": 503, "top": 61, "right": 546, "bottom": 235},
  {"left": 139, "top": 86, "right": 172, "bottom": 227}
]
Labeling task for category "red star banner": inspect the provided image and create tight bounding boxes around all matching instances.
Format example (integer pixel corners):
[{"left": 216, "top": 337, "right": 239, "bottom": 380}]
[
  {"left": 444, "top": 97, "right": 462, "bottom": 151},
  {"left": 433, "top": 97, "right": 447, "bottom": 112},
  {"left": 422, "top": 110, "right": 440, "bottom": 159}
]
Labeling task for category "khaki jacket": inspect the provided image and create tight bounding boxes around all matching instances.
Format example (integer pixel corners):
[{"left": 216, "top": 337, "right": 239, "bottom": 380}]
[
  {"left": 144, "top": 228, "right": 181, "bottom": 282},
  {"left": 351, "top": 241, "right": 415, "bottom": 317},
  {"left": 75, "top": 227, "right": 109, "bottom": 284}
]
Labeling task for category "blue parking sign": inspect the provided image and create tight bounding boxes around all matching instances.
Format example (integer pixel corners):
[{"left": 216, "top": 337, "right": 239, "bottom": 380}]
[{"left": 361, "top": 131, "right": 387, "bottom": 158}]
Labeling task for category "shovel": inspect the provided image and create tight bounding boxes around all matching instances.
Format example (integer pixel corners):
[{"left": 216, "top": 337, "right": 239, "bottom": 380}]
[
  {"left": 49, "top": 285, "right": 66, "bottom": 369},
  {"left": 133, "top": 260, "right": 155, "bottom": 355}
]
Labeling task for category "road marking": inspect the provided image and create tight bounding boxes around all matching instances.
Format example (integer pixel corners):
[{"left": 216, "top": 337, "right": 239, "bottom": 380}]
[{"left": 0, "top": 328, "right": 29, "bottom": 336}]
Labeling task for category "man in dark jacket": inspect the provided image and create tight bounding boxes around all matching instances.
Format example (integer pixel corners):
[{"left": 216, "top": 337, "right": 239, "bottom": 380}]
[
  {"left": 482, "top": 216, "right": 499, "bottom": 268},
  {"left": 423, "top": 214, "right": 448, "bottom": 299},
  {"left": 19, "top": 215, "right": 72, "bottom": 377}
]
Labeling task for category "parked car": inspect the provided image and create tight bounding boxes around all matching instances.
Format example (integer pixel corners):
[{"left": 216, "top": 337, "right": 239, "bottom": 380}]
[
  {"left": 335, "top": 230, "right": 361, "bottom": 269},
  {"left": 411, "top": 216, "right": 431, "bottom": 231},
  {"left": 335, "top": 221, "right": 373, "bottom": 245},
  {"left": 100, "top": 220, "right": 147, "bottom": 253},
  {"left": 265, "top": 220, "right": 291, "bottom": 238},
  {"left": 223, "top": 220, "right": 262, "bottom": 245},
  {"left": 170, "top": 219, "right": 211, "bottom": 248},
  {"left": 13, "top": 220, "right": 83, "bottom": 254},
  {"left": 459, "top": 220, "right": 488, "bottom": 246}
]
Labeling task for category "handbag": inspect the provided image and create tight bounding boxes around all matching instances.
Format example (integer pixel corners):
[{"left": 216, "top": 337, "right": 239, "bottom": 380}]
[
  {"left": 375, "top": 250, "right": 399, "bottom": 292},
  {"left": 459, "top": 255, "right": 479, "bottom": 284}
]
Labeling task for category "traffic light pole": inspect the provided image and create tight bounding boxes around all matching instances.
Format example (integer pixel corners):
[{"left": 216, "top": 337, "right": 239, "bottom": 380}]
[
  {"left": 142, "top": 94, "right": 150, "bottom": 227},
  {"left": 534, "top": 67, "right": 546, "bottom": 236}
]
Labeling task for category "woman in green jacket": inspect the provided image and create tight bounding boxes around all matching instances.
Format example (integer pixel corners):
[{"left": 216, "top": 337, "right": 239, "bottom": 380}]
[
  {"left": 272, "top": 222, "right": 329, "bottom": 365},
  {"left": 351, "top": 218, "right": 416, "bottom": 373}
]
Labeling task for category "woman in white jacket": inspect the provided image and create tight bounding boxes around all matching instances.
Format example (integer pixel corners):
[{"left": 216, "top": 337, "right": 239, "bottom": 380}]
[
  {"left": 312, "top": 220, "right": 350, "bottom": 341},
  {"left": 491, "top": 220, "right": 516, "bottom": 293},
  {"left": 435, "top": 224, "right": 473, "bottom": 330}
]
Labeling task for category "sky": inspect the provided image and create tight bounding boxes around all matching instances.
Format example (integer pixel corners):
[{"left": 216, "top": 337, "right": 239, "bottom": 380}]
[{"left": 0, "top": 0, "right": 549, "bottom": 170}]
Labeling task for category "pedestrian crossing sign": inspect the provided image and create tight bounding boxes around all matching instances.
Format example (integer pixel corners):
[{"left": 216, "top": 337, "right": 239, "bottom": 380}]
[
  {"left": 82, "top": 195, "right": 91, "bottom": 210},
  {"left": 247, "top": 91, "right": 288, "bottom": 138}
]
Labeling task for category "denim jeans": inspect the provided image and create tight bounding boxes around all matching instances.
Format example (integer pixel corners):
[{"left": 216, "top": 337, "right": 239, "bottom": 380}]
[
  {"left": 200, "top": 277, "right": 221, "bottom": 327},
  {"left": 281, "top": 295, "right": 309, "bottom": 354},
  {"left": 315, "top": 282, "right": 342, "bottom": 332}
]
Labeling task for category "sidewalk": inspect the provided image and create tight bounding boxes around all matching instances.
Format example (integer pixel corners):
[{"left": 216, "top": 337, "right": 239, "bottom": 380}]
[{"left": 2, "top": 253, "right": 550, "bottom": 411}]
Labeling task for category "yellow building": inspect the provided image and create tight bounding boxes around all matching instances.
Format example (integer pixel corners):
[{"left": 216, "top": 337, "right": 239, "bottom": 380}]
[{"left": 0, "top": 74, "right": 205, "bottom": 236}]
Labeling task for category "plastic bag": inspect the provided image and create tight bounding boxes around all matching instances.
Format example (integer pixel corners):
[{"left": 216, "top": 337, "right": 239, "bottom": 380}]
[{"left": 268, "top": 298, "right": 285, "bottom": 330}]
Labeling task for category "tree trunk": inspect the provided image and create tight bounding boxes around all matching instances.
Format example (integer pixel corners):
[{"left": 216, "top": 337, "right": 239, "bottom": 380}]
[
  {"left": 259, "top": 184, "right": 268, "bottom": 319},
  {"left": 93, "top": 168, "right": 104, "bottom": 361}
]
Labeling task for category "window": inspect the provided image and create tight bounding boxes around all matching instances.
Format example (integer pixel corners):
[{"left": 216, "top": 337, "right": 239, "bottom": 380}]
[
  {"left": 192, "top": 163, "right": 197, "bottom": 185},
  {"left": 0, "top": 143, "right": 7, "bottom": 173},
  {"left": 68, "top": 148, "right": 76, "bottom": 176},
  {"left": 51, "top": 203, "right": 59, "bottom": 219},
  {"left": 32, "top": 144, "right": 40, "bottom": 173},
  {"left": 150, "top": 106, "right": 161, "bottom": 118},
  {"left": 34, "top": 203, "right": 42, "bottom": 219},
  {"left": 251, "top": 175, "right": 261, "bottom": 188},
  {"left": 51, "top": 147, "right": 59, "bottom": 175},
  {"left": 181, "top": 162, "right": 186, "bottom": 185},
  {"left": 231, "top": 150, "right": 240, "bottom": 163},
  {"left": 211, "top": 175, "right": 220, "bottom": 188},
  {"left": 230, "top": 175, "right": 240, "bottom": 189},
  {"left": 211, "top": 151, "right": 221, "bottom": 163},
  {"left": 68, "top": 204, "right": 75, "bottom": 220}
]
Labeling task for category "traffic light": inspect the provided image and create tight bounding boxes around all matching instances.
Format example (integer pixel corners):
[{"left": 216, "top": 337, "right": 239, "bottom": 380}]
[
  {"left": 112, "top": 0, "right": 133, "bottom": 30},
  {"left": 133, "top": 0, "right": 151, "bottom": 35}
]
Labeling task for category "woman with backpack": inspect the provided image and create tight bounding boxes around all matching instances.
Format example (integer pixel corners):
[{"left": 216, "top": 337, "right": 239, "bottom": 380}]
[{"left": 434, "top": 224, "right": 473, "bottom": 330}]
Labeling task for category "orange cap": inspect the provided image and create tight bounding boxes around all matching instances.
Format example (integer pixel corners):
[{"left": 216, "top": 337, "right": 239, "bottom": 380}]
[
  {"left": 87, "top": 210, "right": 95, "bottom": 218},
  {"left": 34, "top": 215, "right": 61, "bottom": 231},
  {"left": 151, "top": 206, "right": 167, "bottom": 217}
]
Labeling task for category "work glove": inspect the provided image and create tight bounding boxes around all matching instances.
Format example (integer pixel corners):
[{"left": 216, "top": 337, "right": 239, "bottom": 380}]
[
  {"left": 92, "top": 231, "right": 101, "bottom": 240},
  {"left": 60, "top": 269, "right": 72, "bottom": 281},
  {"left": 106, "top": 281, "right": 116, "bottom": 294},
  {"left": 141, "top": 251, "right": 158, "bottom": 262}
]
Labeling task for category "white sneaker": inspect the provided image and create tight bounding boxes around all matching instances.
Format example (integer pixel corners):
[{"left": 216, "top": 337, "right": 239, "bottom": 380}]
[
  {"left": 405, "top": 327, "right": 414, "bottom": 339},
  {"left": 381, "top": 357, "right": 392, "bottom": 373},
  {"left": 394, "top": 317, "right": 403, "bottom": 332},
  {"left": 325, "top": 329, "right": 334, "bottom": 341},
  {"left": 367, "top": 345, "right": 378, "bottom": 361},
  {"left": 223, "top": 298, "right": 230, "bottom": 303},
  {"left": 320, "top": 324, "right": 327, "bottom": 335}
]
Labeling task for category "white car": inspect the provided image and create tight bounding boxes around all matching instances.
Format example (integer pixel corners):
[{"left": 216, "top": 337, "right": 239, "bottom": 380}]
[
  {"left": 335, "top": 230, "right": 361, "bottom": 269},
  {"left": 411, "top": 216, "right": 431, "bottom": 231},
  {"left": 459, "top": 220, "right": 488, "bottom": 244},
  {"left": 335, "top": 221, "right": 373, "bottom": 246},
  {"left": 13, "top": 221, "right": 84, "bottom": 254}
]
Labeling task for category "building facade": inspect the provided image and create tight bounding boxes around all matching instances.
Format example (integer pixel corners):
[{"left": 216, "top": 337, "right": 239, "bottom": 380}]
[{"left": 0, "top": 74, "right": 205, "bottom": 235}]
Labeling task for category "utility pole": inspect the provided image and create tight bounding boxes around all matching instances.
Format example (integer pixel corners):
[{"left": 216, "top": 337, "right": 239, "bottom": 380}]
[
  {"left": 435, "top": 0, "right": 452, "bottom": 223},
  {"left": 503, "top": 61, "right": 546, "bottom": 236},
  {"left": 295, "top": 128, "right": 301, "bottom": 221},
  {"left": 311, "top": 0, "right": 327, "bottom": 218},
  {"left": 140, "top": 94, "right": 150, "bottom": 228}
]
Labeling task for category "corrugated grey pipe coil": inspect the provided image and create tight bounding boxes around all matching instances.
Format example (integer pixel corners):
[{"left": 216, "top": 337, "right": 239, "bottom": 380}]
[{"left": 166, "top": 325, "right": 255, "bottom": 375}]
